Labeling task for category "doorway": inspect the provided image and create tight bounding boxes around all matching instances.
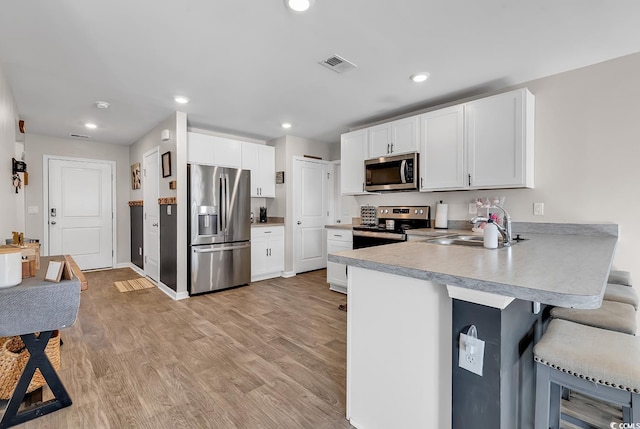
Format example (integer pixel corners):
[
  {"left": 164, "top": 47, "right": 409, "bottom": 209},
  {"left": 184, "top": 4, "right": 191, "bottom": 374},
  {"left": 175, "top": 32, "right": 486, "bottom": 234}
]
[
  {"left": 293, "top": 157, "right": 329, "bottom": 273},
  {"left": 45, "top": 156, "right": 115, "bottom": 270},
  {"left": 143, "top": 148, "right": 160, "bottom": 282}
]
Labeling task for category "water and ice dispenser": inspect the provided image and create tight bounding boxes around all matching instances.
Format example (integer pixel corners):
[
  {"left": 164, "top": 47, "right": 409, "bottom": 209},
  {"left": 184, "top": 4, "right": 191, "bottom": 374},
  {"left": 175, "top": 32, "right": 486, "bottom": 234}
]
[{"left": 197, "top": 205, "right": 218, "bottom": 236}]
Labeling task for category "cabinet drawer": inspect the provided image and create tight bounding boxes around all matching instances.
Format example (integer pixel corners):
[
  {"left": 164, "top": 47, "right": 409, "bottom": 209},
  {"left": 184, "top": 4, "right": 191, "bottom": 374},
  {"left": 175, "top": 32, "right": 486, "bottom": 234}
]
[
  {"left": 326, "top": 229, "right": 353, "bottom": 243},
  {"left": 251, "top": 226, "right": 284, "bottom": 238}
]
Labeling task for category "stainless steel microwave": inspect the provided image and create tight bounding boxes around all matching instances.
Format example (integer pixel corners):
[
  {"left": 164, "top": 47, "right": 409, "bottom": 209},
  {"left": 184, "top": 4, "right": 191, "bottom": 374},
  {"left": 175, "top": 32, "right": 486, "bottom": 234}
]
[{"left": 365, "top": 152, "right": 419, "bottom": 192}]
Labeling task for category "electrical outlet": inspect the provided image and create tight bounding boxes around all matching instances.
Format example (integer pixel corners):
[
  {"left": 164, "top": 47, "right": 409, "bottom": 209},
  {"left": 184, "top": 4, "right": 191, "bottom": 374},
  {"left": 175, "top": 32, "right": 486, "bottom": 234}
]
[
  {"left": 459, "top": 333, "right": 485, "bottom": 376},
  {"left": 533, "top": 202, "right": 544, "bottom": 216},
  {"left": 468, "top": 203, "right": 477, "bottom": 215}
]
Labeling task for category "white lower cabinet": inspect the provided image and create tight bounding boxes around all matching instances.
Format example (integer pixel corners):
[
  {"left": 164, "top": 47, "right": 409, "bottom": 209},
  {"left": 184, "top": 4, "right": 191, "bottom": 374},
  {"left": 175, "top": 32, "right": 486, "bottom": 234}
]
[
  {"left": 251, "top": 226, "right": 284, "bottom": 282},
  {"left": 326, "top": 228, "right": 353, "bottom": 294}
]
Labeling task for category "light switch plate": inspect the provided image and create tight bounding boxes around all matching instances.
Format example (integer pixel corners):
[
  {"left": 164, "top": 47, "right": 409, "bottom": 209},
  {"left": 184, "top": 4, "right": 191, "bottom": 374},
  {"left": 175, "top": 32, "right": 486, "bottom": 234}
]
[
  {"left": 27, "top": 206, "right": 39, "bottom": 214},
  {"left": 459, "top": 333, "right": 485, "bottom": 376}
]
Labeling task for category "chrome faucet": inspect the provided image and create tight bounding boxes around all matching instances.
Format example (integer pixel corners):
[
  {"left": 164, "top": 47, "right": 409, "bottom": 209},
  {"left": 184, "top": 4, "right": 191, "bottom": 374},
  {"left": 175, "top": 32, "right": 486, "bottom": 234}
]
[{"left": 470, "top": 204, "right": 513, "bottom": 246}]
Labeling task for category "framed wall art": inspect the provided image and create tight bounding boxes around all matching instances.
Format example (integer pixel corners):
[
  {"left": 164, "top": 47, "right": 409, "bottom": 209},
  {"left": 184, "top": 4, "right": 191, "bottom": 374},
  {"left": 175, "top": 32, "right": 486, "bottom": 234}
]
[
  {"left": 131, "top": 162, "right": 141, "bottom": 190},
  {"left": 162, "top": 151, "right": 172, "bottom": 178}
]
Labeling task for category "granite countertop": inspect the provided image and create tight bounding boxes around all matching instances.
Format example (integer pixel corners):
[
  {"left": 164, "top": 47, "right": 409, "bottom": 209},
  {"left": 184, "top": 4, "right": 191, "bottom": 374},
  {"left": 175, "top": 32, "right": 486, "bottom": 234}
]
[
  {"left": 329, "top": 231, "right": 617, "bottom": 309},
  {"left": 325, "top": 224, "right": 357, "bottom": 230},
  {"left": 252, "top": 221, "right": 284, "bottom": 227}
]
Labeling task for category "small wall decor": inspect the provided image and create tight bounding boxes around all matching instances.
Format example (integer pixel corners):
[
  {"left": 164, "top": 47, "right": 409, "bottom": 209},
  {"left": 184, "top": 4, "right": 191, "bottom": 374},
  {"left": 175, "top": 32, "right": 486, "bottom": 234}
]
[
  {"left": 275, "top": 171, "right": 284, "bottom": 184},
  {"left": 162, "top": 151, "right": 172, "bottom": 178},
  {"left": 131, "top": 162, "right": 141, "bottom": 190},
  {"left": 169, "top": 180, "right": 177, "bottom": 190}
]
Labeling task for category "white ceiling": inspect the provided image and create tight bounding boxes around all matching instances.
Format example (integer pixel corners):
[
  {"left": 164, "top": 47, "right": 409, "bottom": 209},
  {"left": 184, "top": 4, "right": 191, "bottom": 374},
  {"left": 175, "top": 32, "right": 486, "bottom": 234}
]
[{"left": 1, "top": 1, "right": 639, "bottom": 146}]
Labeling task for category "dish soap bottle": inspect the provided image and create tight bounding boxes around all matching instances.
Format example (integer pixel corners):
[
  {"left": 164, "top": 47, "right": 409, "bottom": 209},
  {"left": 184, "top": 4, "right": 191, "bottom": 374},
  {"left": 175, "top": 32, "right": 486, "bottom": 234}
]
[{"left": 483, "top": 219, "right": 498, "bottom": 249}]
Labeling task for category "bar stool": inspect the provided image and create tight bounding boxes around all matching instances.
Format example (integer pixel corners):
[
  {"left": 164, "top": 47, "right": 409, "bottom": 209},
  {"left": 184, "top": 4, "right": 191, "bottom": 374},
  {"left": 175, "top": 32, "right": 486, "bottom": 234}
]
[
  {"left": 608, "top": 270, "right": 633, "bottom": 287},
  {"left": 604, "top": 283, "right": 639, "bottom": 309},
  {"left": 550, "top": 300, "right": 637, "bottom": 335},
  {"left": 534, "top": 319, "right": 640, "bottom": 429}
]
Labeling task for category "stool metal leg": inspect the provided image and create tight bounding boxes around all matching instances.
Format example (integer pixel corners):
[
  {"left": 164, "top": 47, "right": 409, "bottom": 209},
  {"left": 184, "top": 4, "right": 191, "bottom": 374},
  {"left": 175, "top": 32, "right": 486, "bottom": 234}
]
[
  {"left": 631, "top": 393, "right": 640, "bottom": 423},
  {"left": 549, "top": 382, "right": 561, "bottom": 429},
  {"left": 535, "top": 363, "right": 551, "bottom": 429}
]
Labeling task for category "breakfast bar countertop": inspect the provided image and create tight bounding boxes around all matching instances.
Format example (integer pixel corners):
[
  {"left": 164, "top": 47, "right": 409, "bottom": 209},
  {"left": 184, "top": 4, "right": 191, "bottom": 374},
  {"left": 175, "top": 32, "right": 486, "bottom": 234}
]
[{"left": 329, "top": 229, "right": 618, "bottom": 309}]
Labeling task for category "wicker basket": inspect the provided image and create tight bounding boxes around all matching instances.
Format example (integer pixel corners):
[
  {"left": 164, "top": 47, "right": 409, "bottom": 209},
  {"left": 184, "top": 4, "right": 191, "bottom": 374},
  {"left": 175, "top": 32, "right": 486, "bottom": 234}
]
[{"left": 0, "top": 330, "right": 61, "bottom": 399}]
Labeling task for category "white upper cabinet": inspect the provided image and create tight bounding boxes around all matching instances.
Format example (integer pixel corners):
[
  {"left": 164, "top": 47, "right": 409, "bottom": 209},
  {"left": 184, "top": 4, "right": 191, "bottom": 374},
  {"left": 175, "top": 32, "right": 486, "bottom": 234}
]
[
  {"left": 242, "top": 143, "right": 275, "bottom": 197},
  {"left": 465, "top": 88, "right": 534, "bottom": 189},
  {"left": 419, "top": 105, "right": 466, "bottom": 191},
  {"left": 341, "top": 128, "right": 369, "bottom": 195},
  {"left": 368, "top": 116, "right": 420, "bottom": 158},
  {"left": 187, "top": 132, "right": 242, "bottom": 168}
]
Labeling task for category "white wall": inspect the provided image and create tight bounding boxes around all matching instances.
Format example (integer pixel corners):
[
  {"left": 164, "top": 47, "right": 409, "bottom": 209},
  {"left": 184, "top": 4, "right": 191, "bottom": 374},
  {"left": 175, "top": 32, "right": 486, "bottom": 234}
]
[
  {"left": 0, "top": 65, "right": 22, "bottom": 239},
  {"left": 24, "top": 134, "right": 130, "bottom": 263},
  {"left": 354, "top": 51, "right": 640, "bottom": 277}
]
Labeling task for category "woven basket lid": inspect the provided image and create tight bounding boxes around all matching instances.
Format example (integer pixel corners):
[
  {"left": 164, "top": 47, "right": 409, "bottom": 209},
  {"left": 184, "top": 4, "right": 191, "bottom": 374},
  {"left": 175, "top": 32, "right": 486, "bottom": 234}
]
[{"left": 0, "top": 245, "right": 21, "bottom": 254}]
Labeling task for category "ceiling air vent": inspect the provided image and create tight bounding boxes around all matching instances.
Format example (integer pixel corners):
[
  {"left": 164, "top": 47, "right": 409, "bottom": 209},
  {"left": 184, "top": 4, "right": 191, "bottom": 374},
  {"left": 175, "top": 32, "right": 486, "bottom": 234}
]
[
  {"left": 318, "top": 54, "right": 357, "bottom": 74},
  {"left": 70, "top": 133, "right": 90, "bottom": 139}
]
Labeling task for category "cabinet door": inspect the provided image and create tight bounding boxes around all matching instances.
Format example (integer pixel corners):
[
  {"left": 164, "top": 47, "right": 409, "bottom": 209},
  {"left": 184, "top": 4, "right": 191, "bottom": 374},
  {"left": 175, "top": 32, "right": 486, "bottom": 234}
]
[
  {"left": 251, "top": 235, "right": 268, "bottom": 277},
  {"left": 466, "top": 89, "right": 533, "bottom": 189},
  {"left": 341, "top": 129, "right": 369, "bottom": 195},
  {"left": 188, "top": 132, "right": 242, "bottom": 168},
  {"left": 420, "top": 106, "right": 465, "bottom": 191},
  {"left": 241, "top": 143, "right": 260, "bottom": 197},
  {"left": 258, "top": 145, "right": 275, "bottom": 198},
  {"left": 267, "top": 233, "right": 284, "bottom": 273},
  {"left": 327, "top": 240, "right": 351, "bottom": 286},
  {"left": 368, "top": 123, "right": 392, "bottom": 158},
  {"left": 390, "top": 116, "right": 419, "bottom": 155}
]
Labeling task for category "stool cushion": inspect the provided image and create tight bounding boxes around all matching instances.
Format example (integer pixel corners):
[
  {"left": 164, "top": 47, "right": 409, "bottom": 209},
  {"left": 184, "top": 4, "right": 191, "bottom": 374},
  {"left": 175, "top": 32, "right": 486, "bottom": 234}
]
[
  {"left": 550, "top": 301, "right": 637, "bottom": 335},
  {"left": 604, "top": 283, "right": 639, "bottom": 309},
  {"left": 534, "top": 319, "right": 640, "bottom": 393},
  {"left": 608, "top": 270, "right": 632, "bottom": 287}
]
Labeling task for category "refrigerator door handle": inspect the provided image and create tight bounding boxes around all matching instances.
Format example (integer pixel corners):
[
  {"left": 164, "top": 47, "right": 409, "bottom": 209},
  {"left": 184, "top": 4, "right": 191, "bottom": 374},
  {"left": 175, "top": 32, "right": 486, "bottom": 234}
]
[
  {"left": 192, "top": 243, "right": 251, "bottom": 253},
  {"left": 219, "top": 175, "right": 225, "bottom": 234},
  {"left": 224, "top": 174, "right": 230, "bottom": 235}
]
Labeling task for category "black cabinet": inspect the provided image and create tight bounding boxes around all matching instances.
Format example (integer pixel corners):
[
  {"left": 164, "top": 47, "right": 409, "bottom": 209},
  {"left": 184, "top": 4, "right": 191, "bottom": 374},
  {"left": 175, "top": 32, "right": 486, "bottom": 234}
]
[
  {"left": 160, "top": 204, "right": 177, "bottom": 291},
  {"left": 130, "top": 205, "right": 143, "bottom": 270}
]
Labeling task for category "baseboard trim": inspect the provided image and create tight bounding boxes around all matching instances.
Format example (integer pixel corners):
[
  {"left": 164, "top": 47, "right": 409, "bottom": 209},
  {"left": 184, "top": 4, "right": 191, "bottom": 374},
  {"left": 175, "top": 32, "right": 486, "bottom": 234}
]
[{"left": 281, "top": 271, "right": 296, "bottom": 278}]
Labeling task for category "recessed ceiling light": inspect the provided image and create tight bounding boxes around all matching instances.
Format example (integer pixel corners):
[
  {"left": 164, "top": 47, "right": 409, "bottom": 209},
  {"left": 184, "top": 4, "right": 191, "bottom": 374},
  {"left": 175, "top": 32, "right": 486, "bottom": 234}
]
[
  {"left": 285, "top": 0, "right": 314, "bottom": 12},
  {"left": 95, "top": 101, "right": 110, "bottom": 109},
  {"left": 174, "top": 95, "right": 190, "bottom": 104},
  {"left": 85, "top": 123, "right": 97, "bottom": 129},
  {"left": 410, "top": 72, "right": 430, "bottom": 83},
  {"left": 282, "top": 122, "right": 292, "bottom": 129}
]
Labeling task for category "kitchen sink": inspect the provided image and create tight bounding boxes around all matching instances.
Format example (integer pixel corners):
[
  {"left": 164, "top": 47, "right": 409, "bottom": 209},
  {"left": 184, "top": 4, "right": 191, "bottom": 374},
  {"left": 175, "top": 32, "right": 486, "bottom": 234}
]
[{"left": 425, "top": 234, "right": 512, "bottom": 248}]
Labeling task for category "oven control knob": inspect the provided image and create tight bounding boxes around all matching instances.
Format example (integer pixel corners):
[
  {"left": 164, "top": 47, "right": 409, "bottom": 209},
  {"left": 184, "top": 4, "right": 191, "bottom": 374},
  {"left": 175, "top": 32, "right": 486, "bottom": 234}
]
[
  {"left": 419, "top": 209, "right": 424, "bottom": 214},
  {"left": 414, "top": 209, "right": 418, "bottom": 214},
  {"left": 384, "top": 209, "right": 389, "bottom": 214}
]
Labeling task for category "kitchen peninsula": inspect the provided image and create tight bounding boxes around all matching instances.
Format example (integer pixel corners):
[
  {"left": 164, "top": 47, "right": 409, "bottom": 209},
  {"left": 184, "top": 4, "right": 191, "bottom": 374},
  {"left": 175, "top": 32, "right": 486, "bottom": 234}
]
[{"left": 328, "top": 223, "right": 617, "bottom": 429}]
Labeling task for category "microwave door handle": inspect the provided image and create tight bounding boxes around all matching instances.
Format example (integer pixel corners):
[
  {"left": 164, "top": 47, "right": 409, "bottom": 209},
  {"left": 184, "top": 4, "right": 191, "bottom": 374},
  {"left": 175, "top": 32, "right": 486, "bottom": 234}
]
[{"left": 400, "top": 159, "right": 407, "bottom": 183}]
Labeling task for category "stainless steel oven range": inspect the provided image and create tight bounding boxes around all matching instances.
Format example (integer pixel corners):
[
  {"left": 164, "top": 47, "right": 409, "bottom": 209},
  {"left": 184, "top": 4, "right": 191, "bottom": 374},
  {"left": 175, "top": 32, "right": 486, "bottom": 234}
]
[{"left": 352, "top": 206, "right": 431, "bottom": 249}]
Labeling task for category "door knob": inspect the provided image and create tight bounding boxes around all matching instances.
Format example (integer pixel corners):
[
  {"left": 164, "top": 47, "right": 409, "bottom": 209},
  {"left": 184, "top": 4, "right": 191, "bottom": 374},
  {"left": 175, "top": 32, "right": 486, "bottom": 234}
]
[
  {"left": 152, "top": 223, "right": 158, "bottom": 227},
  {"left": 50, "top": 221, "right": 56, "bottom": 225},
  {"left": 297, "top": 221, "right": 302, "bottom": 225}
]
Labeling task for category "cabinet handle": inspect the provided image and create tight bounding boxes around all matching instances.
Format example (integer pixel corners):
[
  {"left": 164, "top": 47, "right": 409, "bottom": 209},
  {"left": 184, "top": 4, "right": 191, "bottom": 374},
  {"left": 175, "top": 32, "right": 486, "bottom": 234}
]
[
  {"left": 468, "top": 174, "right": 471, "bottom": 186},
  {"left": 333, "top": 234, "right": 342, "bottom": 237},
  {"left": 345, "top": 265, "right": 348, "bottom": 278},
  {"left": 264, "top": 231, "right": 272, "bottom": 234},
  {"left": 390, "top": 143, "right": 394, "bottom": 153},
  {"left": 362, "top": 182, "right": 365, "bottom": 192},
  {"left": 387, "top": 143, "right": 390, "bottom": 154},
  {"left": 421, "top": 177, "right": 423, "bottom": 188},
  {"left": 268, "top": 248, "right": 271, "bottom": 256},
  {"left": 266, "top": 248, "right": 269, "bottom": 256}
]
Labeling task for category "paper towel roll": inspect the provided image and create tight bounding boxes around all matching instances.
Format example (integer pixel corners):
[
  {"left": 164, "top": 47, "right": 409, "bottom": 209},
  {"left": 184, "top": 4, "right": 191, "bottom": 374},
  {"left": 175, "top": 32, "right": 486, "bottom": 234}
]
[{"left": 435, "top": 203, "right": 448, "bottom": 229}]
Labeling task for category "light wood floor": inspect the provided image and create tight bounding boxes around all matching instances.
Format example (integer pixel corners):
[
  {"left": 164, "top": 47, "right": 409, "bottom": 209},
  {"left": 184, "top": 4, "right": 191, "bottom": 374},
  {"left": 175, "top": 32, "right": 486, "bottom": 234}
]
[
  {"left": 2, "top": 268, "right": 623, "bottom": 428},
  {"left": 6, "top": 268, "right": 352, "bottom": 429}
]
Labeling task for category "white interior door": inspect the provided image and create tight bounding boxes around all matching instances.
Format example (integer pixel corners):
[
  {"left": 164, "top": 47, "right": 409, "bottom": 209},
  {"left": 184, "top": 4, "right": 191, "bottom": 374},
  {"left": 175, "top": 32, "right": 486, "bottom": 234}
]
[
  {"left": 48, "top": 158, "right": 113, "bottom": 270},
  {"left": 143, "top": 149, "right": 159, "bottom": 282},
  {"left": 293, "top": 158, "right": 329, "bottom": 273}
]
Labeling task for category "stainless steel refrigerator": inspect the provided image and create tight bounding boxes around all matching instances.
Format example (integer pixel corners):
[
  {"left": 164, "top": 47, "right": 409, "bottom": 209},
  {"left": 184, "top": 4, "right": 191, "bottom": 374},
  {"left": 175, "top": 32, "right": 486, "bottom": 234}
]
[{"left": 188, "top": 164, "right": 251, "bottom": 295}]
